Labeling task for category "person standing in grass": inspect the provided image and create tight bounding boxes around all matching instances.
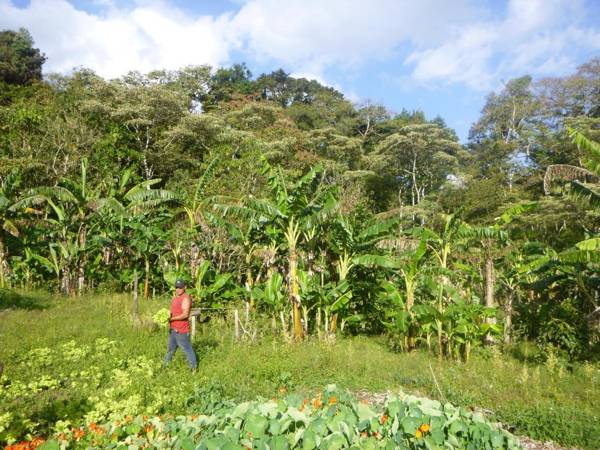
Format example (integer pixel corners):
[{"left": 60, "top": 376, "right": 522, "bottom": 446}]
[{"left": 164, "top": 279, "right": 197, "bottom": 370}]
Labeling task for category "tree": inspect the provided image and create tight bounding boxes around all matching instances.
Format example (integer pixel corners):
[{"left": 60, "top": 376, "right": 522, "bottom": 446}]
[
  {"left": 0, "top": 28, "right": 46, "bottom": 86},
  {"left": 368, "top": 122, "right": 464, "bottom": 211}
]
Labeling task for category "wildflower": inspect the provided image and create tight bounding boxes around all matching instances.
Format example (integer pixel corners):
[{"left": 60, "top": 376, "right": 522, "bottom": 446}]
[
  {"left": 328, "top": 396, "right": 337, "bottom": 405},
  {"left": 279, "top": 386, "right": 287, "bottom": 394},
  {"left": 73, "top": 428, "right": 85, "bottom": 440},
  {"left": 419, "top": 423, "right": 430, "bottom": 433},
  {"left": 361, "top": 431, "right": 368, "bottom": 438},
  {"left": 380, "top": 414, "right": 388, "bottom": 425},
  {"left": 312, "top": 398, "right": 323, "bottom": 409},
  {"left": 144, "top": 424, "right": 154, "bottom": 433},
  {"left": 30, "top": 437, "right": 45, "bottom": 448},
  {"left": 415, "top": 429, "right": 422, "bottom": 439}
]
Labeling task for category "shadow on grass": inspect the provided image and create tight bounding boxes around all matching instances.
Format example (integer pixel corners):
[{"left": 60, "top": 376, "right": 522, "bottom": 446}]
[{"left": 0, "top": 288, "right": 52, "bottom": 311}]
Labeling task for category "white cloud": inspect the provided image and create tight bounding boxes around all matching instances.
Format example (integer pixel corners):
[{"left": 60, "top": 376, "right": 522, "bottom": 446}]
[
  {"left": 0, "top": 0, "right": 598, "bottom": 91},
  {"left": 229, "top": 0, "right": 477, "bottom": 73},
  {"left": 404, "top": 0, "right": 600, "bottom": 90},
  {"left": 0, "top": 0, "right": 231, "bottom": 78}
]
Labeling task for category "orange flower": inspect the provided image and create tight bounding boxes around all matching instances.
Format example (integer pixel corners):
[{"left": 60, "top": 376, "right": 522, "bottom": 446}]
[
  {"left": 380, "top": 414, "right": 388, "bottom": 425},
  {"left": 144, "top": 424, "right": 154, "bottom": 433},
  {"left": 30, "top": 438, "right": 45, "bottom": 448},
  {"left": 73, "top": 428, "right": 85, "bottom": 440},
  {"left": 419, "top": 423, "right": 430, "bottom": 433},
  {"left": 125, "top": 415, "right": 133, "bottom": 423},
  {"left": 312, "top": 398, "right": 323, "bottom": 409},
  {"left": 299, "top": 405, "right": 305, "bottom": 412},
  {"left": 279, "top": 387, "right": 287, "bottom": 394},
  {"left": 303, "top": 398, "right": 309, "bottom": 405},
  {"left": 191, "top": 415, "right": 199, "bottom": 420},
  {"left": 360, "top": 431, "right": 368, "bottom": 438},
  {"left": 328, "top": 396, "right": 337, "bottom": 406},
  {"left": 415, "top": 429, "right": 423, "bottom": 439}
]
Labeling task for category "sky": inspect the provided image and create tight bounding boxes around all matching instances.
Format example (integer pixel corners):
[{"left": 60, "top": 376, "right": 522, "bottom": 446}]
[{"left": 1, "top": 0, "right": 600, "bottom": 141}]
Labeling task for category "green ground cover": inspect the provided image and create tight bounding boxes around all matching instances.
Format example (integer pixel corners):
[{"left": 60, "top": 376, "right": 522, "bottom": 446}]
[{"left": 1, "top": 290, "right": 598, "bottom": 449}]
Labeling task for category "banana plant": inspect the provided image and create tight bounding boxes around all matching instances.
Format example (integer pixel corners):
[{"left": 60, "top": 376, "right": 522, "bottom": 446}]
[
  {"left": 0, "top": 169, "right": 22, "bottom": 288},
  {"left": 189, "top": 260, "right": 238, "bottom": 308},
  {"left": 215, "top": 160, "right": 339, "bottom": 340},
  {"left": 354, "top": 237, "right": 428, "bottom": 313}
]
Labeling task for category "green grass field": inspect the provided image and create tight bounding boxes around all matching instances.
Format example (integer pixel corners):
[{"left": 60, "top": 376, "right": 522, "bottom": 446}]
[{"left": 1, "top": 290, "right": 598, "bottom": 449}]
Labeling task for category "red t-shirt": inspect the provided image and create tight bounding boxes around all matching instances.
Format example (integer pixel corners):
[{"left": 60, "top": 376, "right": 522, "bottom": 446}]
[{"left": 170, "top": 294, "right": 190, "bottom": 333}]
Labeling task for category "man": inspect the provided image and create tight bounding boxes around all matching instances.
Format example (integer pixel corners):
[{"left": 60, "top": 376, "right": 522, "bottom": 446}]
[{"left": 164, "top": 279, "right": 197, "bottom": 370}]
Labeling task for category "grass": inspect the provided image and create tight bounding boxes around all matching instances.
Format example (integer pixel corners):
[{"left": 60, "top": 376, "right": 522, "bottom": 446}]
[{"left": 1, "top": 290, "right": 599, "bottom": 448}]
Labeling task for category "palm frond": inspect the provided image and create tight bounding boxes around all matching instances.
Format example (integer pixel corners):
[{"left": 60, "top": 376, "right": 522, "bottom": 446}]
[
  {"left": 2, "top": 219, "right": 19, "bottom": 237},
  {"left": 123, "top": 179, "right": 163, "bottom": 201},
  {"left": 543, "top": 164, "right": 596, "bottom": 195},
  {"left": 213, "top": 203, "right": 258, "bottom": 222},
  {"left": 568, "top": 127, "right": 600, "bottom": 172},
  {"left": 359, "top": 218, "right": 400, "bottom": 243},
  {"left": 96, "top": 198, "right": 127, "bottom": 216},
  {"left": 353, "top": 254, "right": 402, "bottom": 269},
  {"left": 567, "top": 180, "right": 600, "bottom": 208},
  {"left": 576, "top": 237, "right": 600, "bottom": 251},
  {"left": 1, "top": 169, "right": 21, "bottom": 197},
  {"left": 495, "top": 202, "right": 537, "bottom": 224},
  {"left": 126, "top": 189, "right": 180, "bottom": 207},
  {"left": 193, "top": 157, "right": 220, "bottom": 205},
  {"left": 559, "top": 248, "right": 600, "bottom": 264}
]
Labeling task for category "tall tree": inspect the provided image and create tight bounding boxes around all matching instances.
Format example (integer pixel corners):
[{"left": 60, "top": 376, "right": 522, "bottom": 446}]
[{"left": 0, "top": 28, "right": 46, "bottom": 86}]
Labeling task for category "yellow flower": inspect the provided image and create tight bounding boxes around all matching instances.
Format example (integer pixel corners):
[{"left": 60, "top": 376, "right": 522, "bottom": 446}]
[
  {"left": 415, "top": 429, "right": 423, "bottom": 439},
  {"left": 419, "top": 423, "right": 430, "bottom": 433}
]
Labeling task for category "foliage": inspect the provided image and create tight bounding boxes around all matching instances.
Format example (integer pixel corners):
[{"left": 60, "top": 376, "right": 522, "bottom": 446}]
[
  {"left": 0, "top": 28, "right": 46, "bottom": 86},
  {"left": 1, "top": 293, "right": 599, "bottom": 448}
]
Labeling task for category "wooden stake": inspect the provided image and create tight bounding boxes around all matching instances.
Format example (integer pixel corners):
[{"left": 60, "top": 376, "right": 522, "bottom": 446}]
[
  {"left": 234, "top": 309, "right": 240, "bottom": 341},
  {"left": 132, "top": 269, "right": 139, "bottom": 324}
]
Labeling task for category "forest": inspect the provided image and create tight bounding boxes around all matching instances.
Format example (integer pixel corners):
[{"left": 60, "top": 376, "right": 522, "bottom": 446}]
[{"left": 0, "top": 28, "right": 599, "bottom": 450}]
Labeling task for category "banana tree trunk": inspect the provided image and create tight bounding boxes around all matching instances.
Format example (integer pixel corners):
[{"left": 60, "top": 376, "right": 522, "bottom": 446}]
[
  {"left": 485, "top": 256, "right": 496, "bottom": 343},
  {"left": 132, "top": 269, "right": 139, "bottom": 324},
  {"left": 485, "top": 256, "right": 495, "bottom": 308},
  {"left": 143, "top": 258, "right": 150, "bottom": 300},
  {"left": 0, "top": 239, "right": 7, "bottom": 289},
  {"left": 61, "top": 267, "right": 71, "bottom": 295},
  {"left": 77, "top": 263, "right": 85, "bottom": 295},
  {"left": 504, "top": 292, "right": 514, "bottom": 343},
  {"left": 316, "top": 307, "right": 322, "bottom": 340},
  {"left": 78, "top": 226, "right": 87, "bottom": 295},
  {"left": 288, "top": 247, "right": 304, "bottom": 341}
]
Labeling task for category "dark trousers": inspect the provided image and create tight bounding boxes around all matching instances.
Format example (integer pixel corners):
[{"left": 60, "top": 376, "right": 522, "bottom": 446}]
[{"left": 164, "top": 329, "right": 197, "bottom": 369}]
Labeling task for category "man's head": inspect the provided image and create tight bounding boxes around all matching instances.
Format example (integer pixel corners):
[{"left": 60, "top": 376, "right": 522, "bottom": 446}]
[{"left": 175, "top": 279, "right": 186, "bottom": 294}]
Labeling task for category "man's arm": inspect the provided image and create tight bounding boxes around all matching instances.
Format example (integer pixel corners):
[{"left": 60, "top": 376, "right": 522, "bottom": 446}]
[{"left": 170, "top": 295, "right": 192, "bottom": 321}]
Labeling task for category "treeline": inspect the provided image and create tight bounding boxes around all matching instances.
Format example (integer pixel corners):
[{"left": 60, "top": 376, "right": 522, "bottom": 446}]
[{"left": 0, "top": 29, "right": 598, "bottom": 361}]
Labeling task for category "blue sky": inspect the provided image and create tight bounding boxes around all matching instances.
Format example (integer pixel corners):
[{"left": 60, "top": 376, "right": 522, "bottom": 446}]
[{"left": 2, "top": 0, "right": 600, "bottom": 141}]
